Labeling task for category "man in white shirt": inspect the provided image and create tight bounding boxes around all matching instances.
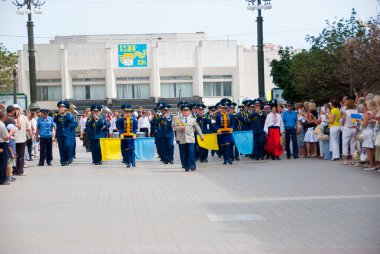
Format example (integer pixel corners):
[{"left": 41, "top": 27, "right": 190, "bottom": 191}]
[
  {"left": 108, "top": 110, "right": 119, "bottom": 138},
  {"left": 138, "top": 110, "right": 150, "bottom": 137},
  {"left": 80, "top": 108, "right": 91, "bottom": 152},
  {"left": 12, "top": 104, "right": 32, "bottom": 175}
]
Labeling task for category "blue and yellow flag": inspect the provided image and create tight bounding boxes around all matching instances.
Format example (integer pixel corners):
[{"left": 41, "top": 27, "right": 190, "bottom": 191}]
[
  {"left": 197, "top": 134, "right": 219, "bottom": 151},
  {"left": 99, "top": 138, "right": 156, "bottom": 161}
]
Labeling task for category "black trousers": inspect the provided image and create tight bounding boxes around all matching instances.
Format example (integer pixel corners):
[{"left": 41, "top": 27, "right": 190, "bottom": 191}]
[
  {"left": 0, "top": 143, "right": 8, "bottom": 183},
  {"left": 14, "top": 142, "right": 26, "bottom": 175},
  {"left": 39, "top": 137, "right": 53, "bottom": 165},
  {"left": 26, "top": 138, "right": 33, "bottom": 158}
]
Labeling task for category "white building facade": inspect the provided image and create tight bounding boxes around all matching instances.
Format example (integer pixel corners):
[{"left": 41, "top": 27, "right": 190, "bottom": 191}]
[{"left": 17, "top": 33, "right": 279, "bottom": 109}]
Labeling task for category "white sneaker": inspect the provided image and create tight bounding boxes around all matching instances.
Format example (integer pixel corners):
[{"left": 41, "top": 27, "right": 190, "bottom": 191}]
[
  {"left": 24, "top": 164, "right": 28, "bottom": 168},
  {"left": 363, "top": 167, "right": 375, "bottom": 171}
]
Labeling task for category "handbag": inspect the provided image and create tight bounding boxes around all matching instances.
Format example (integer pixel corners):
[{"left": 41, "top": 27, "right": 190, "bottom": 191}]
[
  {"left": 317, "top": 133, "right": 329, "bottom": 141},
  {"left": 360, "top": 150, "right": 368, "bottom": 162},
  {"left": 322, "top": 126, "right": 330, "bottom": 135}
]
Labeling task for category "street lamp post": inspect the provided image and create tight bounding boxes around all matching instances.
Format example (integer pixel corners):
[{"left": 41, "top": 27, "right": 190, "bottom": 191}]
[
  {"left": 246, "top": 0, "right": 272, "bottom": 100},
  {"left": 12, "top": 0, "right": 45, "bottom": 111}
]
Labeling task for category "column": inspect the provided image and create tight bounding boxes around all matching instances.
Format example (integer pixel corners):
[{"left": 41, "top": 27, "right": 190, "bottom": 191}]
[
  {"left": 234, "top": 45, "right": 244, "bottom": 103},
  {"left": 17, "top": 49, "right": 30, "bottom": 102},
  {"left": 150, "top": 42, "right": 160, "bottom": 102},
  {"left": 105, "top": 43, "right": 116, "bottom": 99},
  {"left": 60, "top": 44, "right": 72, "bottom": 99},
  {"left": 193, "top": 41, "right": 203, "bottom": 97}
]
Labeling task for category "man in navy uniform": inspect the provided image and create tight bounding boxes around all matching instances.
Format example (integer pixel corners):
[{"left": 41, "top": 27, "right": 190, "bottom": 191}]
[
  {"left": 157, "top": 103, "right": 174, "bottom": 164},
  {"left": 215, "top": 102, "right": 235, "bottom": 165},
  {"left": 116, "top": 104, "right": 138, "bottom": 168},
  {"left": 249, "top": 98, "right": 267, "bottom": 160},
  {"left": 53, "top": 101, "right": 76, "bottom": 166},
  {"left": 196, "top": 104, "right": 210, "bottom": 163},
  {"left": 86, "top": 104, "right": 107, "bottom": 165},
  {"left": 229, "top": 102, "right": 240, "bottom": 161}
]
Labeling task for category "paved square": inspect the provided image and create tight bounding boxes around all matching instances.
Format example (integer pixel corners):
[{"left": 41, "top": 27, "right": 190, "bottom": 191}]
[{"left": 1, "top": 142, "right": 380, "bottom": 254}]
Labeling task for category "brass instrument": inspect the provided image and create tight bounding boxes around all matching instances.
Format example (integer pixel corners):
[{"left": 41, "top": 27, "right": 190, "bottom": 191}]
[
  {"left": 174, "top": 117, "right": 185, "bottom": 127},
  {"left": 101, "top": 105, "right": 112, "bottom": 116},
  {"left": 68, "top": 103, "right": 79, "bottom": 115}
]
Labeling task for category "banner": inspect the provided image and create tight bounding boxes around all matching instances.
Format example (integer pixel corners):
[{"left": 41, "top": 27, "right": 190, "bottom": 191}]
[
  {"left": 100, "top": 138, "right": 121, "bottom": 161},
  {"left": 134, "top": 137, "right": 155, "bottom": 161},
  {"left": 100, "top": 138, "right": 155, "bottom": 161},
  {"left": 197, "top": 134, "right": 219, "bottom": 151},
  {"left": 118, "top": 44, "right": 147, "bottom": 68},
  {"left": 232, "top": 131, "right": 253, "bottom": 155}
]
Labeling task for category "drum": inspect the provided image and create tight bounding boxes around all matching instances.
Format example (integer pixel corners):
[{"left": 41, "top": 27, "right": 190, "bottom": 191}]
[{"left": 136, "top": 132, "right": 146, "bottom": 138}]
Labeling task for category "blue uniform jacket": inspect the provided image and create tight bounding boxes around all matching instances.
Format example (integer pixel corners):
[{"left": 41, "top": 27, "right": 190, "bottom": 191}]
[
  {"left": 197, "top": 115, "right": 211, "bottom": 134},
  {"left": 156, "top": 115, "right": 174, "bottom": 138},
  {"left": 85, "top": 114, "right": 107, "bottom": 140},
  {"left": 249, "top": 111, "right": 267, "bottom": 133},
  {"left": 53, "top": 113, "right": 76, "bottom": 137},
  {"left": 116, "top": 116, "right": 138, "bottom": 136}
]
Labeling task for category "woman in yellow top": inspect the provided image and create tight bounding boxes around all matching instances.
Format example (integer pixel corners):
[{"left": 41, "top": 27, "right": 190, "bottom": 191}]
[{"left": 328, "top": 100, "right": 341, "bottom": 160}]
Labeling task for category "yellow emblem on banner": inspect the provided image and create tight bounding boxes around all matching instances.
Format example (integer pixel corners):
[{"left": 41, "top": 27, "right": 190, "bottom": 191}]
[
  {"left": 197, "top": 134, "right": 219, "bottom": 151},
  {"left": 100, "top": 138, "right": 121, "bottom": 161}
]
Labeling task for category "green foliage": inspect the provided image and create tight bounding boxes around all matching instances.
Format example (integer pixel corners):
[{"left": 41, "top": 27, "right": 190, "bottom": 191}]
[
  {"left": 269, "top": 47, "right": 302, "bottom": 102},
  {"left": 270, "top": 9, "right": 379, "bottom": 103},
  {"left": 0, "top": 43, "right": 18, "bottom": 93}
]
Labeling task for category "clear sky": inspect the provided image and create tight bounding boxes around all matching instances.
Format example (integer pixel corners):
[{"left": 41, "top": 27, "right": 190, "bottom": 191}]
[{"left": 0, "top": 0, "right": 378, "bottom": 52}]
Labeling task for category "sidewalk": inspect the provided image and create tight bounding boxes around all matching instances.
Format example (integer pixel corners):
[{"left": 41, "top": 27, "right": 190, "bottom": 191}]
[{"left": 1, "top": 142, "right": 380, "bottom": 254}]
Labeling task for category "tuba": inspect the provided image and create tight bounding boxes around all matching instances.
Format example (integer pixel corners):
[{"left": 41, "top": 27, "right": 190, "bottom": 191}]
[{"left": 101, "top": 105, "right": 112, "bottom": 115}]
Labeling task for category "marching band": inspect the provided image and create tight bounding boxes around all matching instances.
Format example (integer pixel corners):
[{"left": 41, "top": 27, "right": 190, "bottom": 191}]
[{"left": 18, "top": 97, "right": 290, "bottom": 171}]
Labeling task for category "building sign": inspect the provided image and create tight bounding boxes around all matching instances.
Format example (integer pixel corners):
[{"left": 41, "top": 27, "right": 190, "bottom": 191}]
[{"left": 118, "top": 44, "right": 147, "bottom": 68}]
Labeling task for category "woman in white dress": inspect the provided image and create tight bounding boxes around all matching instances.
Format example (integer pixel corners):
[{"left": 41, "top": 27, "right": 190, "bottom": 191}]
[{"left": 362, "top": 99, "right": 377, "bottom": 170}]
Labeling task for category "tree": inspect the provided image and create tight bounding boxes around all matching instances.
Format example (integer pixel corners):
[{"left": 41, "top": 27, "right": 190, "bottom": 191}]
[
  {"left": 0, "top": 43, "right": 18, "bottom": 94},
  {"left": 336, "top": 20, "right": 380, "bottom": 94},
  {"left": 270, "top": 9, "right": 380, "bottom": 102},
  {"left": 270, "top": 47, "right": 302, "bottom": 102}
]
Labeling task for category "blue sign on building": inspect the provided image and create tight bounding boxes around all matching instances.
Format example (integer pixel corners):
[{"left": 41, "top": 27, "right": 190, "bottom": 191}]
[{"left": 118, "top": 44, "right": 147, "bottom": 68}]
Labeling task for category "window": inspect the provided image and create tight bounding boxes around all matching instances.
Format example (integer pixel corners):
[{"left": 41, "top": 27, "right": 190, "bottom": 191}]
[
  {"left": 73, "top": 85, "right": 106, "bottom": 100},
  {"left": 161, "top": 83, "right": 192, "bottom": 98},
  {"left": 117, "top": 84, "right": 150, "bottom": 99},
  {"left": 203, "top": 82, "right": 232, "bottom": 97},
  {"left": 37, "top": 86, "right": 62, "bottom": 101}
]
